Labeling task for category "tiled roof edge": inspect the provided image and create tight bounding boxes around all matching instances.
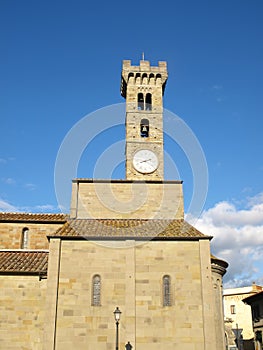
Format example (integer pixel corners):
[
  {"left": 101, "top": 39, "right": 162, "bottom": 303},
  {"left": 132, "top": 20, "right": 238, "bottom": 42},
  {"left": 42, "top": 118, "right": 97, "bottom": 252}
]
[{"left": 0, "top": 212, "right": 69, "bottom": 223}]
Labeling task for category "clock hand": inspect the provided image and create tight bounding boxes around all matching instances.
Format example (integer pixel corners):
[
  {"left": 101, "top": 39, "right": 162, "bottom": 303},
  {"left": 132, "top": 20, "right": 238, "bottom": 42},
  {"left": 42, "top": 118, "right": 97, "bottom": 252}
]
[{"left": 139, "top": 158, "right": 152, "bottom": 163}]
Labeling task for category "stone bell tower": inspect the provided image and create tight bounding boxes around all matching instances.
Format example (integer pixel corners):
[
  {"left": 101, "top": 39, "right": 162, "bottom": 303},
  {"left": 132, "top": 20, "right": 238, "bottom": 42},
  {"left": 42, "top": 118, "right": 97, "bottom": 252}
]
[{"left": 121, "top": 60, "right": 168, "bottom": 180}]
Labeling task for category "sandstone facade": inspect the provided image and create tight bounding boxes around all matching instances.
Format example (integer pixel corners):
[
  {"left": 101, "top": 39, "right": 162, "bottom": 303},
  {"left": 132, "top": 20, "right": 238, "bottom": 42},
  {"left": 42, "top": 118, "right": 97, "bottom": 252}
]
[{"left": 0, "top": 59, "right": 228, "bottom": 350}]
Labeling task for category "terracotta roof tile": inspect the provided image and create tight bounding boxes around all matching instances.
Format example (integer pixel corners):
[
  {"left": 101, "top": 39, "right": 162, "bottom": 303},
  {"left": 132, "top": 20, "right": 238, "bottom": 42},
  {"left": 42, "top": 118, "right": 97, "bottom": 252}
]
[
  {"left": 50, "top": 219, "right": 211, "bottom": 240},
  {"left": 0, "top": 212, "right": 68, "bottom": 223},
  {"left": 0, "top": 251, "right": 48, "bottom": 275}
]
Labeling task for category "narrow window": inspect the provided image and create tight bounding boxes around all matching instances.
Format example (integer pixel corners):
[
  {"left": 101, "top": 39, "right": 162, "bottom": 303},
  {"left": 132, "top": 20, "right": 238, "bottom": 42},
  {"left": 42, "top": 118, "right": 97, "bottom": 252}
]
[
  {"left": 255, "top": 330, "right": 262, "bottom": 342},
  {"left": 163, "top": 275, "right": 171, "bottom": 306},
  {"left": 138, "top": 93, "right": 144, "bottom": 110},
  {"left": 230, "top": 305, "right": 236, "bottom": 314},
  {"left": 92, "top": 275, "right": 101, "bottom": 306},
  {"left": 21, "top": 227, "right": 29, "bottom": 249},
  {"left": 140, "top": 118, "right": 149, "bottom": 137},
  {"left": 145, "top": 93, "right": 152, "bottom": 110},
  {"left": 252, "top": 304, "right": 260, "bottom": 322}
]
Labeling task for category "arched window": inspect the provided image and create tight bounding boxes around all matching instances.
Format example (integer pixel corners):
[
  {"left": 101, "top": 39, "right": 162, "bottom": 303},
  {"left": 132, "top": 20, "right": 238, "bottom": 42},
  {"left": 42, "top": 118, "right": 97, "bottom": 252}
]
[
  {"left": 163, "top": 275, "right": 171, "bottom": 306},
  {"left": 140, "top": 118, "right": 149, "bottom": 137},
  {"left": 138, "top": 93, "right": 144, "bottom": 110},
  {"left": 135, "top": 73, "right": 141, "bottom": 84},
  {"left": 92, "top": 275, "right": 101, "bottom": 306},
  {"left": 21, "top": 227, "right": 29, "bottom": 249},
  {"left": 145, "top": 93, "right": 152, "bottom": 110}
]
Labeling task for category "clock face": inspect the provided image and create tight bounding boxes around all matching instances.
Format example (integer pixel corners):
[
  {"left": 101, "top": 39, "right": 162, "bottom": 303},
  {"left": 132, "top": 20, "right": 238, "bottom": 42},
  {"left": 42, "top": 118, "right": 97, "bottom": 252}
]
[{"left": 133, "top": 149, "right": 159, "bottom": 174}]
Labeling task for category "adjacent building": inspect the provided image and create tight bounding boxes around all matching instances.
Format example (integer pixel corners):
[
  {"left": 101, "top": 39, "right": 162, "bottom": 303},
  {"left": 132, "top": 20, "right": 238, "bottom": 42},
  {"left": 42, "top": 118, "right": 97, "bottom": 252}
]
[
  {"left": 224, "top": 284, "right": 263, "bottom": 350},
  {"left": 243, "top": 290, "right": 263, "bottom": 350}
]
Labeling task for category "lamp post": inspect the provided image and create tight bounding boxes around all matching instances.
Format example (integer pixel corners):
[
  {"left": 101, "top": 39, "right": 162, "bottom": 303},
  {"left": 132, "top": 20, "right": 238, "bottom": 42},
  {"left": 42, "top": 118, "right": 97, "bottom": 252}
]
[{"left": 113, "top": 307, "right": 122, "bottom": 350}]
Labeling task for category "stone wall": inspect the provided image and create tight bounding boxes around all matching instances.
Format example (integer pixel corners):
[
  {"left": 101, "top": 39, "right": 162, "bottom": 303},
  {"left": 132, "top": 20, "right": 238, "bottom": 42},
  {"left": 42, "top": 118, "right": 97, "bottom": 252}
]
[
  {"left": 44, "top": 238, "right": 216, "bottom": 350},
  {"left": 70, "top": 180, "right": 184, "bottom": 220},
  {"left": 0, "top": 222, "right": 63, "bottom": 249},
  {"left": 0, "top": 275, "right": 47, "bottom": 349}
]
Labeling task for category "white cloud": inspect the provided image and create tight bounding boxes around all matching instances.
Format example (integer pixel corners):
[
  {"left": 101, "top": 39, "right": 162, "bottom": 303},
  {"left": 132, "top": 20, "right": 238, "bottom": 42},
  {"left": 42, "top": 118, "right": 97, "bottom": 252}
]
[
  {"left": 35, "top": 204, "right": 58, "bottom": 212},
  {"left": 1, "top": 177, "right": 17, "bottom": 185},
  {"left": 16, "top": 204, "right": 60, "bottom": 213},
  {"left": 195, "top": 193, "right": 263, "bottom": 288},
  {"left": 4, "top": 178, "right": 16, "bottom": 185},
  {"left": 0, "top": 199, "right": 18, "bottom": 212},
  {"left": 24, "top": 183, "right": 37, "bottom": 191},
  {"left": 212, "top": 85, "right": 223, "bottom": 90},
  {"left": 0, "top": 199, "right": 60, "bottom": 213},
  {"left": 0, "top": 157, "right": 15, "bottom": 164}
]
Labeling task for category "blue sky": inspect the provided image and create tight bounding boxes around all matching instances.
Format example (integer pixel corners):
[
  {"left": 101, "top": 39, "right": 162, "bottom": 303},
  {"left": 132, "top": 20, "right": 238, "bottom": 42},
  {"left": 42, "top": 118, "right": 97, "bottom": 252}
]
[{"left": 0, "top": 0, "right": 263, "bottom": 287}]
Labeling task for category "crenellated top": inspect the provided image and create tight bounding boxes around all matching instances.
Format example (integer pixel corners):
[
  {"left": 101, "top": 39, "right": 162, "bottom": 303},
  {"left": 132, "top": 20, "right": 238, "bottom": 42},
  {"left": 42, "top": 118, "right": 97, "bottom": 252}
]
[{"left": 121, "top": 60, "right": 168, "bottom": 98}]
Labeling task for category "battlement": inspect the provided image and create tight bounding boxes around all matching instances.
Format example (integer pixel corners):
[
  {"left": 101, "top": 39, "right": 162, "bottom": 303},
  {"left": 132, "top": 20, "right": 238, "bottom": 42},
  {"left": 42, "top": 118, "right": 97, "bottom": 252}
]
[
  {"left": 122, "top": 59, "right": 167, "bottom": 72},
  {"left": 121, "top": 59, "right": 168, "bottom": 98}
]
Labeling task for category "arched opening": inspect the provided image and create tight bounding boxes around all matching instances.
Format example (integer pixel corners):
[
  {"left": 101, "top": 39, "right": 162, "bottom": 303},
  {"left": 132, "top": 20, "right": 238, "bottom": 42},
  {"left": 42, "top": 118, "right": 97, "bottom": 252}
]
[
  {"left": 163, "top": 275, "right": 171, "bottom": 306},
  {"left": 21, "top": 227, "right": 29, "bottom": 249},
  {"left": 128, "top": 72, "right": 134, "bottom": 83},
  {"left": 137, "top": 93, "right": 144, "bottom": 110},
  {"left": 140, "top": 118, "right": 149, "bottom": 137},
  {"left": 149, "top": 73, "right": 155, "bottom": 84},
  {"left": 156, "top": 73, "right": 162, "bottom": 84},
  {"left": 142, "top": 73, "right": 148, "bottom": 84},
  {"left": 135, "top": 73, "right": 141, "bottom": 84},
  {"left": 145, "top": 93, "right": 152, "bottom": 110},
  {"left": 92, "top": 274, "right": 101, "bottom": 306}
]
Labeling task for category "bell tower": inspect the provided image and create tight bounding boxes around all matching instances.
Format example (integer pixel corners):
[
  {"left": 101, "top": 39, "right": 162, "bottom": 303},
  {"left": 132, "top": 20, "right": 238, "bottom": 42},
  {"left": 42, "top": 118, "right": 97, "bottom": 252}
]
[{"left": 121, "top": 59, "right": 168, "bottom": 180}]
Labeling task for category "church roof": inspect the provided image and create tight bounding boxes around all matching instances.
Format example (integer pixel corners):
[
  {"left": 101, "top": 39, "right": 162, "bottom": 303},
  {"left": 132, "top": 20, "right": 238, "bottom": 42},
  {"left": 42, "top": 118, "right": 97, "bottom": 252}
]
[
  {"left": 0, "top": 212, "right": 68, "bottom": 223},
  {"left": 49, "top": 219, "right": 211, "bottom": 240},
  {"left": 0, "top": 251, "right": 48, "bottom": 276}
]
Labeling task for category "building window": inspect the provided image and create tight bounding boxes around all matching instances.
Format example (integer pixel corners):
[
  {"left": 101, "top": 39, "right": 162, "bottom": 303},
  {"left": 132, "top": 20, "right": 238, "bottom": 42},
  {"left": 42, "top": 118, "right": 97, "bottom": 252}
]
[
  {"left": 230, "top": 305, "right": 236, "bottom": 314},
  {"left": 255, "top": 330, "right": 262, "bottom": 343},
  {"left": 163, "top": 275, "right": 171, "bottom": 306},
  {"left": 145, "top": 93, "right": 152, "bottom": 110},
  {"left": 252, "top": 304, "right": 260, "bottom": 322},
  {"left": 92, "top": 275, "right": 101, "bottom": 306},
  {"left": 140, "top": 118, "right": 149, "bottom": 137},
  {"left": 138, "top": 93, "right": 144, "bottom": 110},
  {"left": 21, "top": 227, "right": 29, "bottom": 249}
]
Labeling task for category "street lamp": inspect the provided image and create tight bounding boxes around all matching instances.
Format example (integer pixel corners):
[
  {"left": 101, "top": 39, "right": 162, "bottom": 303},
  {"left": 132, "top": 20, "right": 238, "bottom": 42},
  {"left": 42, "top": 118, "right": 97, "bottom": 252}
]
[{"left": 113, "top": 307, "right": 122, "bottom": 350}]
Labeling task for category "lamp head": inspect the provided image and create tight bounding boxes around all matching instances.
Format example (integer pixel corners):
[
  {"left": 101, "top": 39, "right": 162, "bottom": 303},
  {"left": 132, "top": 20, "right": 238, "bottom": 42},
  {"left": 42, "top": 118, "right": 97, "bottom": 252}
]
[{"left": 114, "top": 307, "right": 122, "bottom": 322}]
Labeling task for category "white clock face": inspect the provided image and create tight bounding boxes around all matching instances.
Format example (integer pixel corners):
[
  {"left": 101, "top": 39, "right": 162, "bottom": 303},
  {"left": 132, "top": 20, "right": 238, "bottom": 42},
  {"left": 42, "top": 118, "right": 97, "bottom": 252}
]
[{"left": 133, "top": 149, "right": 159, "bottom": 174}]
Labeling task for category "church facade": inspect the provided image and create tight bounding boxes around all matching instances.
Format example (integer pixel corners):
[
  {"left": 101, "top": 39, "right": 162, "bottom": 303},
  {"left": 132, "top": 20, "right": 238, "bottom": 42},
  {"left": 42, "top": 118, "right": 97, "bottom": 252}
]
[{"left": 0, "top": 59, "right": 228, "bottom": 350}]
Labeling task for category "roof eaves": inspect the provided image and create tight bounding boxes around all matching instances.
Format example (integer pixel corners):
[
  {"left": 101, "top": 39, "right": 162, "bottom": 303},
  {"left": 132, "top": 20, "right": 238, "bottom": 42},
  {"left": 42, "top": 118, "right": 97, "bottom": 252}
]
[
  {"left": 47, "top": 235, "right": 212, "bottom": 241},
  {"left": 0, "top": 270, "right": 47, "bottom": 279}
]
